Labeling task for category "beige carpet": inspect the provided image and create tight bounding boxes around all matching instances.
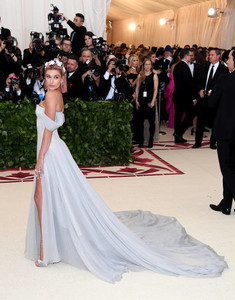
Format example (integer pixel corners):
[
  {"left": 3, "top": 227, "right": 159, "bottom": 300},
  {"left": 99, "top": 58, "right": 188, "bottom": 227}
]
[{"left": 1, "top": 127, "right": 235, "bottom": 300}]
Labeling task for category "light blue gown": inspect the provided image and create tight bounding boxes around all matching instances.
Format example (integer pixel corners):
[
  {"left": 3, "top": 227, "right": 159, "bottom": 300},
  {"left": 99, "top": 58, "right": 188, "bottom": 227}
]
[{"left": 25, "top": 105, "right": 227, "bottom": 282}]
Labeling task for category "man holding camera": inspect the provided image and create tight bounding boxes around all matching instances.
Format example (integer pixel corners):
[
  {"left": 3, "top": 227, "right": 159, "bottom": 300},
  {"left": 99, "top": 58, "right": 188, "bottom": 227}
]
[
  {"left": 1, "top": 72, "right": 23, "bottom": 102},
  {"left": 57, "top": 13, "right": 86, "bottom": 57},
  {"left": 78, "top": 48, "right": 100, "bottom": 100},
  {"left": 0, "top": 37, "right": 22, "bottom": 76},
  {"left": 24, "top": 57, "right": 45, "bottom": 104},
  {"left": 23, "top": 35, "right": 45, "bottom": 68},
  {"left": 57, "top": 38, "right": 73, "bottom": 68},
  {"left": 99, "top": 55, "right": 133, "bottom": 101}
]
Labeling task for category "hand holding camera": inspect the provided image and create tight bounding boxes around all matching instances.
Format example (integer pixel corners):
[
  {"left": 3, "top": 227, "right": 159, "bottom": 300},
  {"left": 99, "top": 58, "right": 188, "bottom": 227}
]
[{"left": 6, "top": 75, "right": 20, "bottom": 91}]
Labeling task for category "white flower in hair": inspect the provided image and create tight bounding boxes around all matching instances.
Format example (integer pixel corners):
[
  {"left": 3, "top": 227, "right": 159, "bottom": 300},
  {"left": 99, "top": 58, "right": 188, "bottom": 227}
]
[{"left": 45, "top": 58, "right": 66, "bottom": 73}]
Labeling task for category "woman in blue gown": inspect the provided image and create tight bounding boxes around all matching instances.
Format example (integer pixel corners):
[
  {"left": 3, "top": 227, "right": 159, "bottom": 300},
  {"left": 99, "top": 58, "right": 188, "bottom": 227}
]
[{"left": 25, "top": 58, "right": 227, "bottom": 283}]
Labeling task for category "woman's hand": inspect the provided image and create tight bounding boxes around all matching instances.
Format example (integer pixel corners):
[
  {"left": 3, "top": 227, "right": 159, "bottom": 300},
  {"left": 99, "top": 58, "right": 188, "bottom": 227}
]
[
  {"left": 35, "top": 157, "right": 44, "bottom": 180},
  {"left": 149, "top": 100, "right": 155, "bottom": 108},
  {"left": 136, "top": 100, "right": 140, "bottom": 110}
]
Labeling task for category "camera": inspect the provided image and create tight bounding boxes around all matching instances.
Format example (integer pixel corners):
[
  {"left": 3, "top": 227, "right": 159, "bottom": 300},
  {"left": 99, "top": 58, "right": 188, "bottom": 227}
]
[
  {"left": 10, "top": 76, "right": 19, "bottom": 86},
  {"left": 30, "top": 31, "right": 43, "bottom": 40},
  {"left": 31, "top": 91, "right": 44, "bottom": 105},
  {"left": 91, "top": 36, "right": 111, "bottom": 57},
  {"left": 26, "top": 64, "right": 41, "bottom": 79},
  {"left": 92, "top": 36, "right": 103, "bottom": 48},
  {"left": 114, "top": 92, "right": 127, "bottom": 102},
  {"left": 48, "top": 4, "right": 63, "bottom": 26},
  {"left": 33, "top": 39, "right": 44, "bottom": 52},
  {"left": 30, "top": 32, "right": 44, "bottom": 52},
  {"left": 115, "top": 59, "right": 130, "bottom": 73},
  {"left": 85, "top": 60, "right": 101, "bottom": 79},
  {"left": 91, "top": 65, "right": 101, "bottom": 77},
  {"left": 3, "top": 39, "right": 16, "bottom": 54},
  {"left": 47, "top": 4, "right": 67, "bottom": 39}
]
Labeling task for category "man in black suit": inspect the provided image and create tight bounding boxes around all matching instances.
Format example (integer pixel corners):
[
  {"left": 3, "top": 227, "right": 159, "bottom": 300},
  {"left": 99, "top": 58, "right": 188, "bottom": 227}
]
[
  {"left": 208, "top": 49, "right": 235, "bottom": 215},
  {"left": 64, "top": 55, "right": 83, "bottom": 101},
  {"left": 58, "top": 13, "right": 86, "bottom": 57},
  {"left": 173, "top": 48, "right": 197, "bottom": 143},
  {"left": 192, "top": 48, "right": 228, "bottom": 149}
]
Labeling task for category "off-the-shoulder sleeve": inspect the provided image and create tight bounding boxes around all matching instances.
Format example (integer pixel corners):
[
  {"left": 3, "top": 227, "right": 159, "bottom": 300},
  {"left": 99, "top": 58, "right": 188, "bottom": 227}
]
[{"left": 41, "top": 111, "right": 65, "bottom": 132}]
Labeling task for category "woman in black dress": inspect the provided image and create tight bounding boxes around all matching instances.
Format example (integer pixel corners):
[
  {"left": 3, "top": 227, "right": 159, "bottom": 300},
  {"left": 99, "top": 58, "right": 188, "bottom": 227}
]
[{"left": 135, "top": 58, "right": 158, "bottom": 148}]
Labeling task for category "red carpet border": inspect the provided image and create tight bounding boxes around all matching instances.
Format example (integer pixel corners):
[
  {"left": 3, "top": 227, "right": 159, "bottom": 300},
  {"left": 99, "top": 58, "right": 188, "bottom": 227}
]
[{"left": 0, "top": 140, "right": 211, "bottom": 183}]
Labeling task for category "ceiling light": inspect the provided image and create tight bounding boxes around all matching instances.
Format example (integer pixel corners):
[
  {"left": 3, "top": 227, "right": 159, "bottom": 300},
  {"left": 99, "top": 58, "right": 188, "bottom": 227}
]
[
  {"left": 129, "top": 23, "right": 136, "bottom": 31},
  {"left": 160, "top": 18, "right": 166, "bottom": 25},
  {"left": 208, "top": 8, "right": 223, "bottom": 18}
]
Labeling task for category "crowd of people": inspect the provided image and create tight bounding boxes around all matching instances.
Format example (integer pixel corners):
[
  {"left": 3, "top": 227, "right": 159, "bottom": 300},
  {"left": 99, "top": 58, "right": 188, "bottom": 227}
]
[{"left": 0, "top": 12, "right": 234, "bottom": 149}]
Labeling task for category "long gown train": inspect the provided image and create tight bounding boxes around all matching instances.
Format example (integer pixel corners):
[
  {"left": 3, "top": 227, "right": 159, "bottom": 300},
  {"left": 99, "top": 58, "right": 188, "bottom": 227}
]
[{"left": 25, "top": 105, "right": 227, "bottom": 283}]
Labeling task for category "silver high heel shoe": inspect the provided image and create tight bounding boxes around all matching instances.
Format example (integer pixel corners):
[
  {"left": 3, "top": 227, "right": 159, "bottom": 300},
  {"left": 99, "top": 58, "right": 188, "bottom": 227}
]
[{"left": 35, "top": 259, "right": 48, "bottom": 267}]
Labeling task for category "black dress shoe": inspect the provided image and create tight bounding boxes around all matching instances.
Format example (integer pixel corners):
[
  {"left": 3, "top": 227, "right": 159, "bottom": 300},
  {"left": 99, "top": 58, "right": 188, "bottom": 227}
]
[
  {"left": 175, "top": 134, "right": 187, "bottom": 143},
  {"left": 210, "top": 144, "right": 217, "bottom": 150},
  {"left": 148, "top": 140, "right": 153, "bottom": 148},
  {"left": 210, "top": 201, "right": 231, "bottom": 215},
  {"left": 139, "top": 143, "right": 144, "bottom": 148},
  {"left": 192, "top": 143, "right": 201, "bottom": 149}
]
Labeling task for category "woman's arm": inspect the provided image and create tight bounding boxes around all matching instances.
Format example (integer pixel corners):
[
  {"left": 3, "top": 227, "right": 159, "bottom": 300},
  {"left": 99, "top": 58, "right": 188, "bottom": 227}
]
[
  {"left": 149, "top": 74, "right": 158, "bottom": 108},
  {"left": 35, "top": 92, "right": 57, "bottom": 178},
  {"left": 135, "top": 75, "right": 141, "bottom": 110}
]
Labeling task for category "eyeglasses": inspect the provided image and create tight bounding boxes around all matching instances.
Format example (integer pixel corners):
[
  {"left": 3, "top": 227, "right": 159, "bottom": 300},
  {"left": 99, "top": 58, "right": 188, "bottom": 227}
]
[{"left": 63, "top": 43, "right": 71, "bottom": 46}]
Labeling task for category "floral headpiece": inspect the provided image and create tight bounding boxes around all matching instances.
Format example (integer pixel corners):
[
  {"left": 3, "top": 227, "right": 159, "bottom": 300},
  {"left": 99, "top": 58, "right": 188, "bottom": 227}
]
[{"left": 45, "top": 58, "right": 66, "bottom": 73}]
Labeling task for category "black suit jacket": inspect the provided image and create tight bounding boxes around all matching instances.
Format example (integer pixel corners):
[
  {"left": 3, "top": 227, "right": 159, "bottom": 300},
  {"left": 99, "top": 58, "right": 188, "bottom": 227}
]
[
  {"left": 208, "top": 71, "right": 235, "bottom": 140},
  {"left": 22, "top": 49, "right": 44, "bottom": 68},
  {"left": 65, "top": 70, "right": 83, "bottom": 100},
  {"left": 197, "top": 62, "right": 228, "bottom": 92},
  {"left": 67, "top": 20, "right": 86, "bottom": 57},
  {"left": 173, "top": 60, "right": 196, "bottom": 107},
  {"left": 99, "top": 70, "right": 113, "bottom": 99}
]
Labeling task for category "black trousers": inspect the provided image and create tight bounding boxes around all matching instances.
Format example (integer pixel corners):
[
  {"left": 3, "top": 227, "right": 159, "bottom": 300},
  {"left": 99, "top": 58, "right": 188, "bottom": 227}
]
[
  {"left": 137, "top": 105, "right": 156, "bottom": 144},
  {"left": 195, "top": 98, "right": 216, "bottom": 146},
  {"left": 217, "top": 139, "right": 235, "bottom": 209},
  {"left": 174, "top": 102, "right": 194, "bottom": 137}
]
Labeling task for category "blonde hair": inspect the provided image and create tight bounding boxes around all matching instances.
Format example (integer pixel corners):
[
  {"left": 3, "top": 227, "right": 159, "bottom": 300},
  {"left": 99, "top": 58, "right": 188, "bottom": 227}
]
[{"left": 128, "top": 54, "right": 140, "bottom": 72}]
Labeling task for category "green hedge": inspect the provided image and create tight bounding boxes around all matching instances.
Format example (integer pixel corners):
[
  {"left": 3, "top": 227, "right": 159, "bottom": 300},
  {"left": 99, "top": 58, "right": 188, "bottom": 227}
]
[{"left": 0, "top": 98, "right": 133, "bottom": 169}]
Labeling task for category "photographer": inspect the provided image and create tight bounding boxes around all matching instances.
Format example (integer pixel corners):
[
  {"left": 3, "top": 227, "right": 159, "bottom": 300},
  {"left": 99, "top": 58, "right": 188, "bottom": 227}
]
[
  {"left": 57, "top": 13, "right": 86, "bottom": 57},
  {"left": 84, "top": 32, "right": 102, "bottom": 67},
  {"left": 99, "top": 56, "right": 134, "bottom": 101},
  {"left": 0, "top": 36, "right": 22, "bottom": 76},
  {"left": 60, "top": 38, "right": 72, "bottom": 55},
  {"left": 1, "top": 72, "right": 23, "bottom": 102},
  {"left": 57, "top": 38, "right": 72, "bottom": 68},
  {"left": 78, "top": 48, "right": 101, "bottom": 100},
  {"left": 44, "top": 37, "right": 61, "bottom": 62},
  {"left": 23, "top": 57, "right": 45, "bottom": 104},
  {"left": 23, "top": 33, "right": 45, "bottom": 68}
]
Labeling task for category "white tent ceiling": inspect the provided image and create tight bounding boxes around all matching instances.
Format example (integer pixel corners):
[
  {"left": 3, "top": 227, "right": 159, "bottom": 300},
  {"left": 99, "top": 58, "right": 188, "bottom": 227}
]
[{"left": 107, "top": 0, "right": 212, "bottom": 20}]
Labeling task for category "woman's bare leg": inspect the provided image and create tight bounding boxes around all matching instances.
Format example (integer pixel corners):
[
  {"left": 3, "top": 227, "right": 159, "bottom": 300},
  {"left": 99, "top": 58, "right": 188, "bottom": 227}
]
[{"left": 34, "top": 178, "right": 43, "bottom": 261}]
